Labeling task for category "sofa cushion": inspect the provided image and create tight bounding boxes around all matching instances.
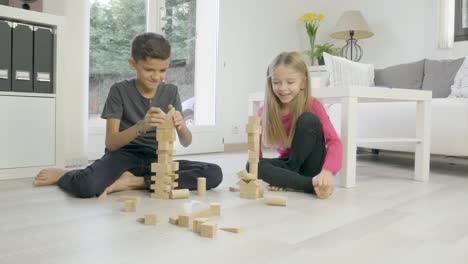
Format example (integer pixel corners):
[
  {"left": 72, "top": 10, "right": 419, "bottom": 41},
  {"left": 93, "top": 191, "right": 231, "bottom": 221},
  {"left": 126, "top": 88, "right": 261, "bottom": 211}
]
[
  {"left": 422, "top": 58, "right": 464, "bottom": 98},
  {"left": 374, "top": 60, "right": 425, "bottom": 89}
]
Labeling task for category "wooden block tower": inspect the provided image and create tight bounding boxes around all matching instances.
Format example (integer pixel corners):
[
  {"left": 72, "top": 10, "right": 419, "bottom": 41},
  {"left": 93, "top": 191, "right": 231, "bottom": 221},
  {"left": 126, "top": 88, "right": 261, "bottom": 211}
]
[
  {"left": 239, "top": 116, "right": 264, "bottom": 199},
  {"left": 150, "top": 108, "right": 187, "bottom": 199}
]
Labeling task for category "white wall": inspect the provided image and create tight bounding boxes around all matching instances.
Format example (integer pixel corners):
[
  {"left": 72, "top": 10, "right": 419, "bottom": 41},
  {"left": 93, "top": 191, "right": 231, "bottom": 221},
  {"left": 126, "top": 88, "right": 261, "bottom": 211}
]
[
  {"left": 43, "top": 0, "right": 89, "bottom": 167},
  {"left": 218, "top": 0, "right": 468, "bottom": 144}
]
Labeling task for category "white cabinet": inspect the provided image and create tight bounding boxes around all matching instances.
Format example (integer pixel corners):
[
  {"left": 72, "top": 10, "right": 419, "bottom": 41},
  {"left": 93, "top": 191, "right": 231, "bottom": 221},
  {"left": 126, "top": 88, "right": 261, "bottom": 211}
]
[
  {"left": 0, "top": 94, "right": 55, "bottom": 169},
  {"left": 0, "top": 6, "right": 65, "bottom": 180}
]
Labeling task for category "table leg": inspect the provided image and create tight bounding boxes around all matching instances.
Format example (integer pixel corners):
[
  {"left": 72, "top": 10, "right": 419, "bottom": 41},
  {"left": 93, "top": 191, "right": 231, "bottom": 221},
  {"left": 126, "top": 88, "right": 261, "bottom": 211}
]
[
  {"left": 340, "top": 97, "right": 357, "bottom": 188},
  {"left": 415, "top": 100, "right": 431, "bottom": 181}
]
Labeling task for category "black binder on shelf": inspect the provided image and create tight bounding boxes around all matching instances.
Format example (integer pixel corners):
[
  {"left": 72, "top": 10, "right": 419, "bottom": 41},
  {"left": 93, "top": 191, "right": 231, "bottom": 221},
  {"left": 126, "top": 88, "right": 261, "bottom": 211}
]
[
  {"left": 33, "top": 26, "right": 54, "bottom": 93},
  {"left": 0, "top": 20, "right": 12, "bottom": 92},
  {"left": 12, "top": 22, "right": 33, "bottom": 93}
]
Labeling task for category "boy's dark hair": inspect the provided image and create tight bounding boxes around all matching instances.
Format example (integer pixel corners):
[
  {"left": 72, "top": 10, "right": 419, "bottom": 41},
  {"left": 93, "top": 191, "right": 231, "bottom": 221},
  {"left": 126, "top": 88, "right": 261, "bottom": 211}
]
[{"left": 131, "top": 32, "right": 171, "bottom": 61}]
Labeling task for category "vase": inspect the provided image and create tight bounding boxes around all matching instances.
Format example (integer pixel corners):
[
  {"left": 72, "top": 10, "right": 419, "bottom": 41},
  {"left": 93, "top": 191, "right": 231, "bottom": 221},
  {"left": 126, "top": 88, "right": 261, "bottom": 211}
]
[{"left": 308, "top": 35, "right": 316, "bottom": 65}]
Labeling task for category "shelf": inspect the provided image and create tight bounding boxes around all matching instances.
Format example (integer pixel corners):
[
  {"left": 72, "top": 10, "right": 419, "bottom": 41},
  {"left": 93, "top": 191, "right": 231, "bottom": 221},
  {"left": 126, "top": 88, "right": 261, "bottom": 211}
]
[
  {"left": 357, "top": 138, "right": 422, "bottom": 144},
  {"left": 0, "top": 91, "right": 56, "bottom": 98}
]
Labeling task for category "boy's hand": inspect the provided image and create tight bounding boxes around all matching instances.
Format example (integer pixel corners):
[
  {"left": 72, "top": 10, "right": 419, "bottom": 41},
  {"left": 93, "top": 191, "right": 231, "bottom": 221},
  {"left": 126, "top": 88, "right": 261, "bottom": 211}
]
[
  {"left": 168, "top": 104, "right": 186, "bottom": 131},
  {"left": 139, "top": 107, "right": 166, "bottom": 132},
  {"left": 312, "top": 169, "right": 334, "bottom": 199}
]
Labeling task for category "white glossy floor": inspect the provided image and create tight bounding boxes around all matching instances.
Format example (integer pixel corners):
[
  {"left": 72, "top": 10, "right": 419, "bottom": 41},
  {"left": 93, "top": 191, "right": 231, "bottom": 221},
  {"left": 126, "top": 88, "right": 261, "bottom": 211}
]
[{"left": 1, "top": 151, "right": 468, "bottom": 264}]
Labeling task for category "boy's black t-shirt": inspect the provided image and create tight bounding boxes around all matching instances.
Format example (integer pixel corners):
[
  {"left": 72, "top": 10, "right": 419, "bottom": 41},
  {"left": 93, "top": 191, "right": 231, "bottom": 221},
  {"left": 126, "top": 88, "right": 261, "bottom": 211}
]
[{"left": 101, "top": 79, "right": 182, "bottom": 153}]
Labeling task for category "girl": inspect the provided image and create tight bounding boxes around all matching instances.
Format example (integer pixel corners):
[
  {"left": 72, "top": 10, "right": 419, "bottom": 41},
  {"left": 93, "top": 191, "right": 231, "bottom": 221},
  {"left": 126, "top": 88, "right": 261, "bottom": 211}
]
[{"left": 256, "top": 51, "right": 342, "bottom": 199}]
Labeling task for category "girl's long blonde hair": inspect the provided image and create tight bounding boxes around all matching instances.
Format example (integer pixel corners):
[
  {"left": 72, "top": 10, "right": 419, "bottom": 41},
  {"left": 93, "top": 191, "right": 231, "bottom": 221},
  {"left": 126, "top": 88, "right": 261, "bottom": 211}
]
[{"left": 263, "top": 51, "right": 312, "bottom": 148}]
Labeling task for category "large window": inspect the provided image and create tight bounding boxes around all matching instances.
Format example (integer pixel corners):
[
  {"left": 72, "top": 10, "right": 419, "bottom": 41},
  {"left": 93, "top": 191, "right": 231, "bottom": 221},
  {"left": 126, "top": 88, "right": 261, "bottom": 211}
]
[
  {"left": 88, "top": 0, "right": 221, "bottom": 159},
  {"left": 455, "top": 0, "right": 468, "bottom": 41},
  {"left": 89, "top": 0, "right": 196, "bottom": 125}
]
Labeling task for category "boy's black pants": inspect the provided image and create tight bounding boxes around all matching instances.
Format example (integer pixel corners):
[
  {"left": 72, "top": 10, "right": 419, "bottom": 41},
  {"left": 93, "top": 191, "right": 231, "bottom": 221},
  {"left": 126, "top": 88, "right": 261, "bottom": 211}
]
[
  {"left": 255, "top": 112, "right": 326, "bottom": 193},
  {"left": 58, "top": 148, "right": 223, "bottom": 198}
]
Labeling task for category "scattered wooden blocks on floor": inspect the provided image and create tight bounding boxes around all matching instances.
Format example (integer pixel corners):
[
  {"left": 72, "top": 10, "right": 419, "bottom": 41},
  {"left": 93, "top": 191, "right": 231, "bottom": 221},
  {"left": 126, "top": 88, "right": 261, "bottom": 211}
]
[
  {"left": 266, "top": 196, "right": 288, "bottom": 206},
  {"left": 144, "top": 213, "right": 159, "bottom": 225},
  {"left": 169, "top": 216, "right": 179, "bottom": 225},
  {"left": 220, "top": 227, "right": 244, "bottom": 234},
  {"left": 192, "top": 218, "right": 208, "bottom": 233},
  {"left": 178, "top": 215, "right": 193, "bottom": 228},
  {"left": 200, "top": 222, "right": 217, "bottom": 239},
  {"left": 170, "top": 189, "right": 190, "bottom": 199},
  {"left": 229, "top": 186, "right": 239, "bottom": 192},
  {"left": 197, "top": 177, "right": 206, "bottom": 196},
  {"left": 124, "top": 200, "right": 137, "bottom": 212}
]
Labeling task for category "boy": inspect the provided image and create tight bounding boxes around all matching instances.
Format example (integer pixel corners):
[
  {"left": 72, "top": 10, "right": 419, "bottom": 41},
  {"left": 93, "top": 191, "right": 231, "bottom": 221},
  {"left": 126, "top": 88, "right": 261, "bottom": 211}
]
[{"left": 34, "top": 33, "right": 223, "bottom": 198}]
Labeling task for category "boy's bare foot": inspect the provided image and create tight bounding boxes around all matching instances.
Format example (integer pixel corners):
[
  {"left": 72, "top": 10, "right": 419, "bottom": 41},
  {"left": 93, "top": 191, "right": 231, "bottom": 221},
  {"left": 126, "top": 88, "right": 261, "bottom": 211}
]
[
  {"left": 33, "top": 168, "right": 68, "bottom": 186},
  {"left": 268, "top": 185, "right": 285, "bottom": 191},
  {"left": 105, "top": 171, "right": 145, "bottom": 194}
]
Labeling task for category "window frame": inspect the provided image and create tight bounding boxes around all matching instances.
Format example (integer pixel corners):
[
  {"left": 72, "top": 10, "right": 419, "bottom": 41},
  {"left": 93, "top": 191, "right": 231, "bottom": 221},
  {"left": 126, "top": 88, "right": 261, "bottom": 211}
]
[{"left": 455, "top": 0, "right": 468, "bottom": 41}]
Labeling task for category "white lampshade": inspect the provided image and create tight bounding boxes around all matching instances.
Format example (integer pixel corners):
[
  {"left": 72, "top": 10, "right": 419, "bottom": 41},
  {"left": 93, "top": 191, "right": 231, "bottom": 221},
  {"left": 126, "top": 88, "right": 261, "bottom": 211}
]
[{"left": 331, "top": 10, "right": 374, "bottom": 40}]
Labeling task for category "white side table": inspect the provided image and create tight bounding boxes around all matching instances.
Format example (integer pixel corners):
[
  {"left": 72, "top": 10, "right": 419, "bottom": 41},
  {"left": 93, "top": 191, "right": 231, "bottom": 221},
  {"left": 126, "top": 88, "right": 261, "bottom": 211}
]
[{"left": 314, "top": 85, "right": 432, "bottom": 188}]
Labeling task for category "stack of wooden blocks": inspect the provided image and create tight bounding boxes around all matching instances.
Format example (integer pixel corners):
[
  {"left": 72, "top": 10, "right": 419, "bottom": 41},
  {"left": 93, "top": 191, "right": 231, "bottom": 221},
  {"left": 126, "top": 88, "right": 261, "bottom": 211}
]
[
  {"left": 150, "top": 108, "right": 188, "bottom": 199},
  {"left": 239, "top": 116, "right": 264, "bottom": 199}
]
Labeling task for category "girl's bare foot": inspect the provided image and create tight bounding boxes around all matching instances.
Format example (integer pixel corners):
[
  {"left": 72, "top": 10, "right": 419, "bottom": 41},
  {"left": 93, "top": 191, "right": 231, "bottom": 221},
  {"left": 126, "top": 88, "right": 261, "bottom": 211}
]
[
  {"left": 268, "top": 185, "right": 285, "bottom": 191},
  {"left": 33, "top": 168, "right": 68, "bottom": 186},
  {"left": 105, "top": 171, "right": 145, "bottom": 194}
]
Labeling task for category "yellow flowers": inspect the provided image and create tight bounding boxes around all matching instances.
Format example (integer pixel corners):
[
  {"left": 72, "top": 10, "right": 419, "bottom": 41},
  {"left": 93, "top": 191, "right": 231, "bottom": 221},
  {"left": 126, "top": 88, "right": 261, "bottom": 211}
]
[
  {"left": 300, "top": 13, "right": 325, "bottom": 22},
  {"left": 300, "top": 13, "right": 324, "bottom": 39}
]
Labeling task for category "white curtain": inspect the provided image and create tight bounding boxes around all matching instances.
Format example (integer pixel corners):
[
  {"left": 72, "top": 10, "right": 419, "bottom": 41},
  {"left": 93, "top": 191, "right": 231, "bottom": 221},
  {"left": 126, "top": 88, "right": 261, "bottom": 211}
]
[{"left": 439, "top": 0, "right": 455, "bottom": 49}]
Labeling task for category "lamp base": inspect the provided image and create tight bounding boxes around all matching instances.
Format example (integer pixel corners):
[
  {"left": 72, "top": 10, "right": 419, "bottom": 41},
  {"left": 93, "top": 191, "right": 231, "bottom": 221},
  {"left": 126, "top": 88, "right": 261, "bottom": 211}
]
[{"left": 340, "top": 38, "right": 363, "bottom": 62}]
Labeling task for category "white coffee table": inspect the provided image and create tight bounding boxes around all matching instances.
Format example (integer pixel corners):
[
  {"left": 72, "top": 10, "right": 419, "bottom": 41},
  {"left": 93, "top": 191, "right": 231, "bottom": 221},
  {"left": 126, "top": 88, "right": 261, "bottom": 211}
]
[{"left": 248, "top": 85, "right": 432, "bottom": 188}]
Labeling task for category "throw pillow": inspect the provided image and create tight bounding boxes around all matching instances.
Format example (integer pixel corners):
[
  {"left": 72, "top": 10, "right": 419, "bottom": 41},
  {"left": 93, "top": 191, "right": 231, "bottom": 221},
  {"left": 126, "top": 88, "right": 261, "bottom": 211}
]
[
  {"left": 374, "top": 60, "right": 425, "bottom": 89},
  {"left": 323, "top": 52, "right": 374, "bottom": 87},
  {"left": 449, "top": 57, "right": 468, "bottom": 98},
  {"left": 422, "top": 58, "right": 464, "bottom": 98}
]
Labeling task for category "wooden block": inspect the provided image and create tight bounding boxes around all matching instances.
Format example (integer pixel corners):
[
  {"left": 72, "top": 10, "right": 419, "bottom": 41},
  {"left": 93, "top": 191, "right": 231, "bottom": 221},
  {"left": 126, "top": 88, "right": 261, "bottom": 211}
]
[
  {"left": 169, "top": 216, "right": 179, "bottom": 225},
  {"left": 191, "top": 207, "right": 213, "bottom": 218},
  {"left": 170, "top": 189, "right": 190, "bottom": 199},
  {"left": 200, "top": 222, "right": 217, "bottom": 239},
  {"left": 157, "top": 141, "right": 173, "bottom": 151},
  {"left": 172, "top": 182, "right": 179, "bottom": 188},
  {"left": 150, "top": 183, "right": 172, "bottom": 193},
  {"left": 151, "top": 192, "right": 170, "bottom": 199},
  {"left": 157, "top": 148, "right": 175, "bottom": 155},
  {"left": 158, "top": 108, "right": 175, "bottom": 128},
  {"left": 178, "top": 215, "right": 193, "bottom": 228},
  {"left": 171, "top": 162, "right": 179, "bottom": 171},
  {"left": 266, "top": 196, "right": 288, "bottom": 206},
  {"left": 144, "top": 213, "right": 159, "bottom": 225},
  {"left": 248, "top": 116, "right": 260, "bottom": 124},
  {"left": 220, "top": 227, "right": 244, "bottom": 233},
  {"left": 157, "top": 153, "right": 173, "bottom": 163},
  {"left": 237, "top": 169, "right": 256, "bottom": 181},
  {"left": 245, "top": 123, "right": 261, "bottom": 134},
  {"left": 156, "top": 129, "right": 176, "bottom": 141},
  {"left": 151, "top": 163, "right": 172, "bottom": 173},
  {"left": 249, "top": 163, "right": 258, "bottom": 176},
  {"left": 210, "top": 203, "right": 221, "bottom": 216},
  {"left": 248, "top": 150, "right": 259, "bottom": 160},
  {"left": 197, "top": 177, "right": 206, "bottom": 196},
  {"left": 229, "top": 186, "right": 239, "bottom": 192},
  {"left": 124, "top": 200, "right": 136, "bottom": 212},
  {"left": 192, "top": 218, "right": 208, "bottom": 233}
]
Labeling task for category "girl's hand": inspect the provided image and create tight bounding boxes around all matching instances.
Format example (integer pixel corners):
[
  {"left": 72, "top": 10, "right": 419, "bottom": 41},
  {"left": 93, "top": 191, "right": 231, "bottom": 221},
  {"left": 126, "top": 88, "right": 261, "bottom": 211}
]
[
  {"left": 168, "top": 104, "right": 186, "bottom": 131},
  {"left": 312, "top": 169, "right": 334, "bottom": 199}
]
